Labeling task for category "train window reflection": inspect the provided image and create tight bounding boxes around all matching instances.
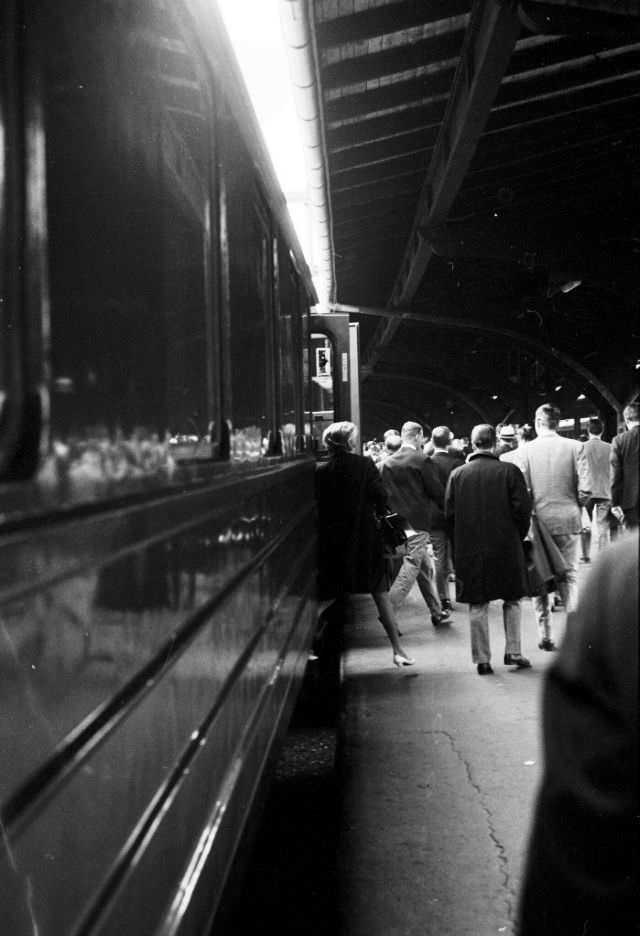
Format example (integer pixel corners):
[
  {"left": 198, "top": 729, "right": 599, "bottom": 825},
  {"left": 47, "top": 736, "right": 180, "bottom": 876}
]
[
  {"left": 36, "top": 2, "right": 216, "bottom": 501},
  {"left": 223, "top": 118, "right": 274, "bottom": 461}
]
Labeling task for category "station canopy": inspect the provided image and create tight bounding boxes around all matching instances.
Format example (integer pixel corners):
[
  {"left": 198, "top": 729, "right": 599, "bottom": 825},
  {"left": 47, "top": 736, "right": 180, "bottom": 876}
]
[{"left": 301, "top": 0, "right": 640, "bottom": 436}]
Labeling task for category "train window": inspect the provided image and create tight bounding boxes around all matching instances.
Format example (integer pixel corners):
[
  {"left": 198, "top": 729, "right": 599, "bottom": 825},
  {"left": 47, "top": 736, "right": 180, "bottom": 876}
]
[
  {"left": 31, "top": 2, "right": 218, "bottom": 502},
  {"left": 221, "top": 119, "right": 276, "bottom": 461}
]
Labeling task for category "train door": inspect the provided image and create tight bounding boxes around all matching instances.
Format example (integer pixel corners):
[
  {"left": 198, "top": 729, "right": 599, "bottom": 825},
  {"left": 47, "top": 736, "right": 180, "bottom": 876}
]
[{"left": 308, "top": 313, "right": 361, "bottom": 451}]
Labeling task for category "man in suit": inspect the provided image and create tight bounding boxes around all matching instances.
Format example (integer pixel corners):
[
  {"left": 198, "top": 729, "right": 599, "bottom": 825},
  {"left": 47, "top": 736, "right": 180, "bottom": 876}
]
[
  {"left": 445, "top": 424, "right": 532, "bottom": 674},
  {"left": 428, "top": 425, "right": 463, "bottom": 611},
  {"left": 519, "top": 404, "right": 590, "bottom": 650},
  {"left": 381, "top": 422, "right": 450, "bottom": 626},
  {"left": 610, "top": 401, "right": 639, "bottom": 529},
  {"left": 580, "top": 417, "right": 616, "bottom": 559}
]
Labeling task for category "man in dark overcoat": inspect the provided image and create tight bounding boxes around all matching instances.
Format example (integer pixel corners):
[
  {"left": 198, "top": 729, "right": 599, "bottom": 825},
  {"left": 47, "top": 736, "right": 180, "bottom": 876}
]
[{"left": 445, "top": 424, "right": 532, "bottom": 674}]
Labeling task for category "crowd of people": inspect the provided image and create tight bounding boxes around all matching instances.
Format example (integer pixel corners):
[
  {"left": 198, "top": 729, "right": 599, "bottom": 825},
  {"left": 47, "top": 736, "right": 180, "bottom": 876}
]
[
  {"left": 314, "top": 401, "right": 639, "bottom": 935},
  {"left": 316, "top": 401, "right": 638, "bottom": 674}
]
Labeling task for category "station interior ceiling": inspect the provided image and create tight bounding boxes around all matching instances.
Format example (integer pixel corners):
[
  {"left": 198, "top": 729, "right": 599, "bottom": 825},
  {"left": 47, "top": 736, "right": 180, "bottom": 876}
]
[{"left": 306, "top": 0, "right": 640, "bottom": 438}]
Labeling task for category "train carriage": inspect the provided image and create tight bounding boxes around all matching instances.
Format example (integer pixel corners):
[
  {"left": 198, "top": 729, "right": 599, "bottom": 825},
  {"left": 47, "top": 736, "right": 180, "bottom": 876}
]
[{"left": 0, "top": 1, "right": 338, "bottom": 933}]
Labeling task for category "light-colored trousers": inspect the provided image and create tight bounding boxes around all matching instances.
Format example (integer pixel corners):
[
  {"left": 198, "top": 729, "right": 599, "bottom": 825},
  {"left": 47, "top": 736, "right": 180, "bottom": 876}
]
[
  {"left": 389, "top": 530, "right": 442, "bottom": 618},
  {"left": 581, "top": 498, "right": 614, "bottom": 557},
  {"left": 533, "top": 531, "right": 580, "bottom": 640},
  {"left": 469, "top": 599, "right": 522, "bottom": 664},
  {"left": 429, "top": 527, "right": 451, "bottom": 601}
]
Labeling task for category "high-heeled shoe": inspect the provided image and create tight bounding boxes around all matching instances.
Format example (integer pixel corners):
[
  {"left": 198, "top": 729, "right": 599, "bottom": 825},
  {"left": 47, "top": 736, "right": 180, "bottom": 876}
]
[{"left": 393, "top": 652, "right": 415, "bottom": 667}]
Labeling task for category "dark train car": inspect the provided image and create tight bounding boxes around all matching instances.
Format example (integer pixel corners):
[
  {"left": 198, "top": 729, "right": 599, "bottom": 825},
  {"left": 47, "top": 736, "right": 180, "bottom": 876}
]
[{"left": 0, "top": 1, "right": 324, "bottom": 933}]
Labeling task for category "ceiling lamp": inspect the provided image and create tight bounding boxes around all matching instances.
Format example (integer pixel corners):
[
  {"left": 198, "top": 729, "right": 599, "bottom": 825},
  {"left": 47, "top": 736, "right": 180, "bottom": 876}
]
[
  {"left": 559, "top": 279, "right": 582, "bottom": 294},
  {"left": 547, "top": 272, "right": 582, "bottom": 298}
]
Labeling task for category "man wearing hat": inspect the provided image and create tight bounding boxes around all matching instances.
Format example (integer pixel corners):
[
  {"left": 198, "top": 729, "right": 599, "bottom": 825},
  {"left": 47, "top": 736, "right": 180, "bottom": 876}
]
[{"left": 495, "top": 424, "right": 518, "bottom": 458}]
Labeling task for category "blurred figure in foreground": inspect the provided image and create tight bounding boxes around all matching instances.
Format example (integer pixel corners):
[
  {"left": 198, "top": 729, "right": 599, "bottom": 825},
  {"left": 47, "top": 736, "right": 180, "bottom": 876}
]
[
  {"left": 315, "top": 421, "right": 415, "bottom": 668},
  {"left": 518, "top": 534, "right": 639, "bottom": 935}
]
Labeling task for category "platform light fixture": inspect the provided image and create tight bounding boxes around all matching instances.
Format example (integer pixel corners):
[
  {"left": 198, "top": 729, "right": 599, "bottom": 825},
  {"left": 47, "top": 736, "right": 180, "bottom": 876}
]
[
  {"left": 559, "top": 278, "right": 582, "bottom": 293},
  {"left": 547, "top": 272, "right": 583, "bottom": 298}
]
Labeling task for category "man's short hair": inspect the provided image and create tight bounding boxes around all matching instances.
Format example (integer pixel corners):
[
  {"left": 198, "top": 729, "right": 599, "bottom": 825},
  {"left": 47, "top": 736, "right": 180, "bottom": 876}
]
[
  {"left": 471, "top": 424, "right": 496, "bottom": 450},
  {"left": 401, "top": 421, "right": 423, "bottom": 442},
  {"left": 431, "top": 426, "right": 452, "bottom": 448},
  {"left": 623, "top": 402, "right": 640, "bottom": 423},
  {"left": 518, "top": 424, "right": 536, "bottom": 443},
  {"left": 588, "top": 417, "right": 603, "bottom": 435},
  {"left": 385, "top": 435, "right": 402, "bottom": 453},
  {"left": 535, "top": 403, "right": 561, "bottom": 428},
  {"left": 383, "top": 428, "right": 399, "bottom": 440}
]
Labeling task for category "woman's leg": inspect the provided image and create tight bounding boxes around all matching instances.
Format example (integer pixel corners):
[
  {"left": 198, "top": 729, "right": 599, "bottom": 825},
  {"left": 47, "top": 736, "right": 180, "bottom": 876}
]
[{"left": 372, "top": 591, "right": 413, "bottom": 662}]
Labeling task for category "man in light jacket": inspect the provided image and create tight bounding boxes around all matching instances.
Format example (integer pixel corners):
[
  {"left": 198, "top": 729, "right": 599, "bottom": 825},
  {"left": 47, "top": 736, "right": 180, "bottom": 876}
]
[
  {"left": 580, "top": 417, "right": 616, "bottom": 559},
  {"left": 519, "top": 403, "right": 590, "bottom": 650}
]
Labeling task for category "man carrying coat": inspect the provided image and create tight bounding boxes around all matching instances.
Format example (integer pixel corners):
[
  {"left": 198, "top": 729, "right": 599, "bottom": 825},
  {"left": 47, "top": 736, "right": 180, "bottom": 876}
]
[{"left": 445, "top": 424, "right": 532, "bottom": 674}]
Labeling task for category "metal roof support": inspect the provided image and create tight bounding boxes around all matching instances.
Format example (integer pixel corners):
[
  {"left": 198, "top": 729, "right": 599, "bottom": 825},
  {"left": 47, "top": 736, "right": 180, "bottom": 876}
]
[
  {"left": 366, "top": 375, "right": 491, "bottom": 423},
  {"left": 278, "top": 0, "right": 335, "bottom": 309},
  {"left": 333, "top": 302, "right": 623, "bottom": 416},
  {"left": 361, "top": 0, "right": 522, "bottom": 374}
]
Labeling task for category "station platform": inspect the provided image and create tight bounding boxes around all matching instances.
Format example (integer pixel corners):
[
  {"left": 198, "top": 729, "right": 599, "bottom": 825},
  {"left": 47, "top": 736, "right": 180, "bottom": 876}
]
[
  {"left": 228, "top": 561, "right": 596, "bottom": 936},
  {"left": 337, "top": 583, "right": 567, "bottom": 936}
]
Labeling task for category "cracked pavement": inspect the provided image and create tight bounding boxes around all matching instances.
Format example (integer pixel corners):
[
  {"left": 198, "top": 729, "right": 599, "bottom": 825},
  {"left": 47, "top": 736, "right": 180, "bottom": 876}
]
[{"left": 336, "top": 582, "right": 575, "bottom": 936}]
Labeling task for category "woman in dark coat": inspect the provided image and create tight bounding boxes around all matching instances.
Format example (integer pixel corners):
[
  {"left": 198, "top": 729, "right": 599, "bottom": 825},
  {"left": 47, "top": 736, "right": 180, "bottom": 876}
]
[{"left": 315, "top": 421, "right": 414, "bottom": 667}]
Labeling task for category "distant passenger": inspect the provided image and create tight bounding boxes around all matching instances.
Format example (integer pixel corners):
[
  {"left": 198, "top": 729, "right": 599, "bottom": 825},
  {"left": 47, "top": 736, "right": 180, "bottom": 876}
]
[
  {"left": 380, "top": 422, "right": 450, "bottom": 627},
  {"left": 518, "top": 404, "right": 590, "bottom": 651},
  {"left": 376, "top": 429, "right": 402, "bottom": 469},
  {"left": 610, "top": 401, "right": 639, "bottom": 530},
  {"left": 314, "top": 421, "right": 415, "bottom": 668},
  {"left": 495, "top": 423, "right": 517, "bottom": 458},
  {"left": 579, "top": 417, "right": 616, "bottom": 559},
  {"left": 428, "top": 426, "right": 461, "bottom": 612},
  {"left": 518, "top": 535, "right": 639, "bottom": 935},
  {"left": 445, "top": 424, "right": 532, "bottom": 674},
  {"left": 499, "top": 423, "right": 535, "bottom": 471}
]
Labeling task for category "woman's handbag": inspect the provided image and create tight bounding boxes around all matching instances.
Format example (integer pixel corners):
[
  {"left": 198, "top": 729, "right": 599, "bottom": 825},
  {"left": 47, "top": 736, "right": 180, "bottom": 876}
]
[{"left": 376, "top": 511, "right": 409, "bottom": 557}]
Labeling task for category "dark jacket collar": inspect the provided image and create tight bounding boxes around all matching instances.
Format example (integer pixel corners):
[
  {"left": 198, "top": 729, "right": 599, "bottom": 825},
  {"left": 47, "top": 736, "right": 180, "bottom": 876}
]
[{"left": 467, "top": 450, "right": 498, "bottom": 463}]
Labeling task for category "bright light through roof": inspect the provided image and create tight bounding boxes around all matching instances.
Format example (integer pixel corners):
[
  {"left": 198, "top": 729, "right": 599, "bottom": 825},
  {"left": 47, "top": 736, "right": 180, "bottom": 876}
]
[{"left": 216, "top": 0, "right": 312, "bottom": 262}]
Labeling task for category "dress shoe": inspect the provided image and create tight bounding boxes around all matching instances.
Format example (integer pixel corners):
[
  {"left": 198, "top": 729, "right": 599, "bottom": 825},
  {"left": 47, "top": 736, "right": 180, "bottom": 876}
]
[
  {"left": 477, "top": 662, "right": 494, "bottom": 675},
  {"left": 538, "top": 638, "right": 556, "bottom": 651},
  {"left": 393, "top": 652, "right": 415, "bottom": 668},
  {"left": 504, "top": 653, "right": 531, "bottom": 668},
  {"left": 431, "top": 610, "right": 451, "bottom": 626}
]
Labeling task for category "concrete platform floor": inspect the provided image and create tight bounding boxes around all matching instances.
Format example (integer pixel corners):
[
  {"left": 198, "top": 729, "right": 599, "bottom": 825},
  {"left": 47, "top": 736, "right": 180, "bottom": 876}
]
[
  {"left": 338, "top": 569, "right": 592, "bottom": 936},
  {"left": 227, "top": 560, "right": 595, "bottom": 936}
]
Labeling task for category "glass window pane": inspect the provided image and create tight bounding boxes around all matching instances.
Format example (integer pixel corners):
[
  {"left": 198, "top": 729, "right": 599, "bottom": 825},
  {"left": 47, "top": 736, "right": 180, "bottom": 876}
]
[
  {"left": 35, "top": 1, "right": 216, "bottom": 502},
  {"left": 223, "top": 119, "right": 273, "bottom": 461}
]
